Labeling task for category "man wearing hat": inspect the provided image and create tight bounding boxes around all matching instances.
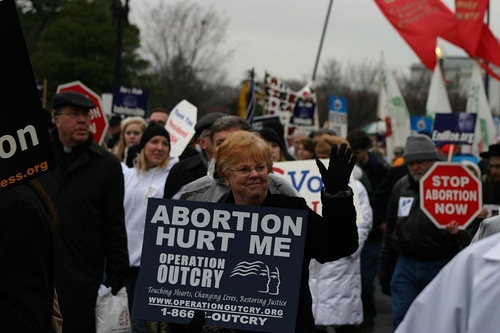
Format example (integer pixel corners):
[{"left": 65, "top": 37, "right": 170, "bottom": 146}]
[
  {"left": 163, "top": 112, "right": 227, "bottom": 199},
  {"left": 38, "top": 91, "right": 129, "bottom": 333},
  {"left": 478, "top": 144, "right": 500, "bottom": 219},
  {"left": 378, "top": 134, "right": 474, "bottom": 331}
]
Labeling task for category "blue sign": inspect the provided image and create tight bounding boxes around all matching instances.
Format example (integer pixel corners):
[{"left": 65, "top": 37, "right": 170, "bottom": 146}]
[
  {"left": 135, "top": 198, "right": 308, "bottom": 332},
  {"left": 291, "top": 98, "right": 315, "bottom": 126},
  {"left": 112, "top": 85, "right": 149, "bottom": 117},
  {"left": 328, "top": 96, "right": 347, "bottom": 113},
  {"left": 431, "top": 113, "right": 477, "bottom": 146},
  {"left": 410, "top": 115, "right": 433, "bottom": 135}
]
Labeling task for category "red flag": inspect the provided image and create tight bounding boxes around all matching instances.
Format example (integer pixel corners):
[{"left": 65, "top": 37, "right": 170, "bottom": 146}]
[
  {"left": 454, "top": 0, "right": 489, "bottom": 55},
  {"left": 474, "top": 23, "right": 500, "bottom": 69},
  {"left": 374, "top": 0, "right": 461, "bottom": 70}
]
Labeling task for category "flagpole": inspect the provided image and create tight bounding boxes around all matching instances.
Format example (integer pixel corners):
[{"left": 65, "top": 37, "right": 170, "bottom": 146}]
[
  {"left": 312, "top": 0, "right": 334, "bottom": 81},
  {"left": 484, "top": 2, "right": 490, "bottom": 98}
]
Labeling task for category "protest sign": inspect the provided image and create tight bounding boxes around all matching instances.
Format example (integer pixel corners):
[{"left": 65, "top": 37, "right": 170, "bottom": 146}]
[
  {"left": 166, "top": 100, "right": 197, "bottom": 157},
  {"left": 135, "top": 198, "right": 308, "bottom": 332},
  {"left": 0, "top": 0, "right": 55, "bottom": 192}
]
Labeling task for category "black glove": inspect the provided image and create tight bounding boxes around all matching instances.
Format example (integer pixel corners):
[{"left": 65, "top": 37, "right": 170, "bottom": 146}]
[
  {"left": 185, "top": 310, "right": 205, "bottom": 333},
  {"left": 316, "top": 143, "right": 357, "bottom": 194},
  {"left": 105, "top": 277, "right": 125, "bottom": 296}
]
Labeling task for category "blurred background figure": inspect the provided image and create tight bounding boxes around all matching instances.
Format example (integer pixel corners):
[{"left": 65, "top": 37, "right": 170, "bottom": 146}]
[
  {"left": 347, "top": 128, "right": 389, "bottom": 333},
  {"left": 105, "top": 115, "right": 123, "bottom": 152},
  {"left": 289, "top": 133, "right": 309, "bottom": 159},
  {"left": 115, "top": 116, "right": 148, "bottom": 167},
  {"left": 146, "top": 107, "right": 169, "bottom": 126},
  {"left": 163, "top": 112, "right": 226, "bottom": 199},
  {"left": 258, "top": 127, "right": 295, "bottom": 162},
  {"left": 296, "top": 136, "right": 316, "bottom": 160},
  {"left": 392, "top": 146, "right": 404, "bottom": 167}
]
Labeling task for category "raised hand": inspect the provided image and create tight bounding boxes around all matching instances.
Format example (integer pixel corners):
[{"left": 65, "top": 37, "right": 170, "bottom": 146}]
[{"left": 315, "top": 143, "right": 357, "bottom": 194}]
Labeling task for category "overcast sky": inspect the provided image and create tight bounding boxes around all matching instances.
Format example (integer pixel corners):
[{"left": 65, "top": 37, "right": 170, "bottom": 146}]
[{"left": 129, "top": 0, "right": 499, "bottom": 86}]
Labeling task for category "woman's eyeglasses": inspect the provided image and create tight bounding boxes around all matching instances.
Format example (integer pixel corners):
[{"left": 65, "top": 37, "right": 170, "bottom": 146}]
[{"left": 229, "top": 165, "right": 267, "bottom": 176}]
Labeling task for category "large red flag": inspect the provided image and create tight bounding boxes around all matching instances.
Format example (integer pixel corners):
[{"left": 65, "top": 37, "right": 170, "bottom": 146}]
[
  {"left": 455, "top": 0, "right": 489, "bottom": 55},
  {"left": 475, "top": 23, "right": 500, "bottom": 68},
  {"left": 374, "top": 0, "right": 462, "bottom": 70}
]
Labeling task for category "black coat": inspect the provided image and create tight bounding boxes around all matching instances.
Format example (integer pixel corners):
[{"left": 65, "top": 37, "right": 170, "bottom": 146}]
[
  {"left": 221, "top": 190, "right": 358, "bottom": 333},
  {"left": 163, "top": 152, "right": 209, "bottom": 199},
  {"left": 39, "top": 131, "right": 129, "bottom": 333},
  {"left": 0, "top": 184, "right": 55, "bottom": 333}
]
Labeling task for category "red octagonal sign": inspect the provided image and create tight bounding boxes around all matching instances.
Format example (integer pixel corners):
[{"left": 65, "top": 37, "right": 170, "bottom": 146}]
[
  {"left": 420, "top": 162, "right": 482, "bottom": 229},
  {"left": 56, "top": 81, "right": 109, "bottom": 145}
]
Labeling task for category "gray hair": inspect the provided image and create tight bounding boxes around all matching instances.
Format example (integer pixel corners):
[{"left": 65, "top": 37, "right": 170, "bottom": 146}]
[{"left": 210, "top": 115, "right": 252, "bottom": 142}]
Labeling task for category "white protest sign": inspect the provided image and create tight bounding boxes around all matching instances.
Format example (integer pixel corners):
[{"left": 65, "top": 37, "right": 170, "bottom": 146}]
[
  {"left": 165, "top": 99, "right": 197, "bottom": 157},
  {"left": 273, "top": 159, "right": 363, "bottom": 222}
]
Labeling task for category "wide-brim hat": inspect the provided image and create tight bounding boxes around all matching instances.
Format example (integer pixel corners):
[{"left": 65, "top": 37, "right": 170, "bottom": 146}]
[{"left": 479, "top": 144, "right": 500, "bottom": 159}]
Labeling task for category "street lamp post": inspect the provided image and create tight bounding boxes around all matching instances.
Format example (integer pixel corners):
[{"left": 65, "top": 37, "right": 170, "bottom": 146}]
[{"left": 111, "top": 0, "right": 129, "bottom": 87}]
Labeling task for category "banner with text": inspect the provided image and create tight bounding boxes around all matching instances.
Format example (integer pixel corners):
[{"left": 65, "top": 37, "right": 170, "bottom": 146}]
[{"left": 135, "top": 198, "right": 308, "bottom": 332}]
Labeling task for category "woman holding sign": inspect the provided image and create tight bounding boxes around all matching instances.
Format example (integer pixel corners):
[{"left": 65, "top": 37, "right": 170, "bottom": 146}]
[{"left": 186, "top": 130, "right": 358, "bottom": 333}]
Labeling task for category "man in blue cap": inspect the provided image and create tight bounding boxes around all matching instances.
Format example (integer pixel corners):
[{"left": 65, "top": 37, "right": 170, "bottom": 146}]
[{"left": 39, "top": 91, "right": 129, "bottom": 333}]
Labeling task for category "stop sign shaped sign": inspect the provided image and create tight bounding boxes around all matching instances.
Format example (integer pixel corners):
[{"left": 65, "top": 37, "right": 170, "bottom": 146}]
[
  {"left": 56, "top": 81, "right": 109, "bottom": 145},
  {"left": 420, "top": 162, "right": 482, "bottom": 229}
]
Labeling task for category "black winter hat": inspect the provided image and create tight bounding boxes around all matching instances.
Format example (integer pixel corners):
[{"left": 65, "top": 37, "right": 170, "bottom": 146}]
[{"left": 140, "top": 124, "right": 170, "bottom": 149}]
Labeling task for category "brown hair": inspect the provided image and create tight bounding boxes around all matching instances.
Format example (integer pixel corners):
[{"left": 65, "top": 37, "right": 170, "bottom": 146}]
[
  {"left": 315, "top": 134, "right": 350, "bottom": 158},
  {"left": 216, "top": 131, "right": 273, "bottom": 180}
]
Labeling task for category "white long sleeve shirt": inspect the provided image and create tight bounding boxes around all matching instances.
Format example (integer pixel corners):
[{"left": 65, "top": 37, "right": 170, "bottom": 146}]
[{"left": 121, "top": 157, "right": 179, "bottom": 267}]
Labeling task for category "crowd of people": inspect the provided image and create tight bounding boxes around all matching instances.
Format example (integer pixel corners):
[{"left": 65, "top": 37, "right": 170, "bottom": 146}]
[{"left": 3, "top": 89, "right": 500, "bottom": 333}]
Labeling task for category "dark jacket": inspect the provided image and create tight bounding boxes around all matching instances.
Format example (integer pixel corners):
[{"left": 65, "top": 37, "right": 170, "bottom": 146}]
[
  {"left": 360, "top": 151, "right": 389, "bottom": 240},
  {"left": 39, "top": 130, "right": 129, "bottom": 333},
  {"left": 163, "top": 152, "right": 209, "bottom": 199},
  {"left": 379, "top": 174, "right": 472, "bottom": 291},
  {"left": 220, "top": 189, "right": 358, "bottom": 333},
  {"left": 0, "top": 184, "right": 55, "bottom": 333}
]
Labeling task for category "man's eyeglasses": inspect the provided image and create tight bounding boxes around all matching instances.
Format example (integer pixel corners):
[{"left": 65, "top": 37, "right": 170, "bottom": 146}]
[
  {"left": 229, "top": 165, "right": 267, "bottom": 176},
  {"left": 489, "top": 164, "right": 500, "bottom": 169},
  {"left": 58, "top": 110, "right": 91, "bottom": 119}
]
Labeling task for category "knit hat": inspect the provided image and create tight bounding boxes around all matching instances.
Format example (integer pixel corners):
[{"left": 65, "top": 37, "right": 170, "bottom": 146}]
[
  {"left": 140, "top": 124, "right": 170, "bottom": 149},
  {"left": 403, "top": 134, "right": 438, "bottom": 163}
]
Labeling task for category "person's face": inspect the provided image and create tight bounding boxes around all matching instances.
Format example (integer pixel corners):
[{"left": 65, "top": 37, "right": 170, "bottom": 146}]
[
  {"left": 296, "top": 143, "right": 314, "bottom": 160},
  {"left": 54, "top": 105, "right": 91, "bottom": 147},
  {"left": 144, "top": 135, "right": 170, "bottom": 168},
  {"left": 148, "top": 112, "right": 169, "bottom": 127},
  {"left": 489, "top": 156, "right": 500, "bottom": 181},
  {"left": 212, "top": 128, "right": 240, "bottom": 160},
  {"left": 225, "top": 157, "right": 269, "bottom": 206},
  {"left": 124, "top": 123, "right": 143, "bottom": 147},
  {"left": 269, "top": 142, "right": 282, "bottom": 162},
  {"left": 292, "top": 135, "right": 306, "bottom": 151},
  {"left": 407, "top": 160, "right": 435, "bottom": 181},
  {"left": 197, "top": 129, "right": 214, "bottom": 160}
]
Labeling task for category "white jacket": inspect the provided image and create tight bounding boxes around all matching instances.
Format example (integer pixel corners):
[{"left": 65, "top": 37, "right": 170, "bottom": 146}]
[
  {"left": 309, "top": 179, "right": 373, "bottom": 326},
  {"left": 121, "top": 157, "right": 179, "bottom": 267}
]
